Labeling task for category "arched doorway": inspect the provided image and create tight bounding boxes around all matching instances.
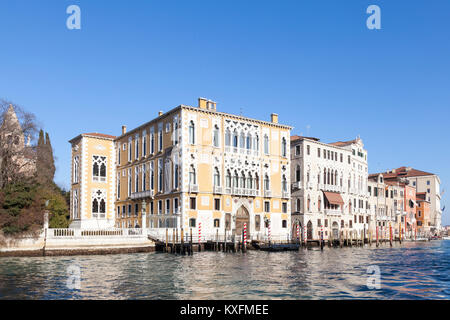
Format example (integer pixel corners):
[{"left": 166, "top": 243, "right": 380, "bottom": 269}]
[
  {"left": 291, "top": 221, "right": 302, "bottom": 240},
  {"left": 307, "top": 221, "right": 313, "bottom": 240},
  {"left": 332, "top": 222, "right": 339, "bottom": 239},
  {"left": 235, "top": 205, "right": 250, "bottom": 239}
]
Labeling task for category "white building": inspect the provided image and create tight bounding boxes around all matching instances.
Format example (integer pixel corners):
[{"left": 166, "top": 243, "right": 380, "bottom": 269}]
[{"left": 290, "top": 136, "right": 370, "bottom": 241}]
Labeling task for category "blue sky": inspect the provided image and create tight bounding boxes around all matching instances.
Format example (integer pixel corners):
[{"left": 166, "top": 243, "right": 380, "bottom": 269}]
[{"left": 0, "top": 0, "right": 449, "bottom": 224}]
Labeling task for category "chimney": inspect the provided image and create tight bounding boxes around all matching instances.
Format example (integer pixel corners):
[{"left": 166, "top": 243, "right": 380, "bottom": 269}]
[
  {"left": 198, "top": 97, "right": 217, "bottom": 110},
  {"left": 122, "top": 125, "right": 127, "bottom": 135},
  {"left": 271, "top": 113, "right": 279, "bottom": 124},
  {"left": 158, "top": 111, "right": 164, "bottom": 117},
  {"left": 198, "top": 97, "right": 208, "bottom": 109}
]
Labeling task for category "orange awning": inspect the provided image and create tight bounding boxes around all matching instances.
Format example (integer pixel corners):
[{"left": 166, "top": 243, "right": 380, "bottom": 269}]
[{"left": 323, "top": 191, "right": 344, "bottom": 206}]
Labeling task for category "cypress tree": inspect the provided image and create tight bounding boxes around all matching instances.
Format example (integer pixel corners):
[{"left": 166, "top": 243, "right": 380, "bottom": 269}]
[{"left": 45, "top": 132, "right": 55, "bottom": 181}]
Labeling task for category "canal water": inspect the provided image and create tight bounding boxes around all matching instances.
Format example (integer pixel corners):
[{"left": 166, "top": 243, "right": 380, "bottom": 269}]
[{"left": 0, "top": 241, "right": 449, "bottom": 299}]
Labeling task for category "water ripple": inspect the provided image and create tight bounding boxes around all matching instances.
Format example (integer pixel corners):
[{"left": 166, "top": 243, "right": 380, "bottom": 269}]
[{"left": 0, "top": 241, "right": 449, "bottom": 299}]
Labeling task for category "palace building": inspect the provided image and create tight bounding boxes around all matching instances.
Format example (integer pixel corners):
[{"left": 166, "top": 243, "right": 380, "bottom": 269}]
[
  {"left": 69, "top": 98, "right": 292, "bottom": 240},
  {"left": 290, "top": 136, "right": 370, "bottom": 241}
]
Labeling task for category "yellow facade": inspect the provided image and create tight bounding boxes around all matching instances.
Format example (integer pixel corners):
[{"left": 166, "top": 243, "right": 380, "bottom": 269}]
[{"left": 69, "top": 98, "right": 292, "bottom": 239}]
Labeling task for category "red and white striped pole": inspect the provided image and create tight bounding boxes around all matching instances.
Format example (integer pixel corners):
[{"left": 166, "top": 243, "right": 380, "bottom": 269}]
[
  {"left": 268, "top": 223, "right": 271, "bottom": 243},
  {"left": 304, "top": 225, "right": 307, "bottom": 245},
  {"left": 198, "top": 222, "right": 202, "bottom": 243},
  {"left": 296, "top": 224, "right": 300, "bottom": 241},
  {"left": 243, "top": 223, "right": 247, "bottom": 243}
]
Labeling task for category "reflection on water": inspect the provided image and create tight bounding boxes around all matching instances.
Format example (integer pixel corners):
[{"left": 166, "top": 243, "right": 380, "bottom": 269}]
[{"left": 0, "top": 241, "right": 449, "bottom": 299}]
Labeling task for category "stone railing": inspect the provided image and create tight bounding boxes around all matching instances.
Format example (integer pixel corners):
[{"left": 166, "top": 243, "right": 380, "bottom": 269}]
[{"left": 48, "top": 228, "right": 145, "bottom": 239}]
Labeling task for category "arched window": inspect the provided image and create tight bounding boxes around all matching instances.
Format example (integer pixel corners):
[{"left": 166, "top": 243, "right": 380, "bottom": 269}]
[
  {"left": 296, "top": 198, "right": 301, "bottom": 212},
  {"left": 255, "top": 135, "right": 260, "bottom": 152},
  {"left": 247, "top": 173, "right": 253, "bottom": 189},
  {"left": 233, "top": 171, "right": 239, "bottom": 188},
  {"left": 213, "top": 125, "right": 219, "bottom": 147},
  {"left": 189, "top": 121, "right": 195, "bottom": 144},
  {"left": 281, "top": 137, "right": 287, "bottom": 157},
  {"left": 282, "top": 175, "right": 287, "bottom": 192},
  {"left": 296, "top": 165, "right": 301, "bottom": 182},
  {"left": 142, "top": 164, "right": 147, "bottom": 191},
  {"left": 240, "top": 171, "right": 245, "bottom": 188},
  {"left": 264, "top": 174, "right": 270, "bottom": 191},
  {"left": 318, "top": 196, "right": 321, "bottom": 211},
  {"left": 135, "top": 166, "right": 139, "bottom": 192},
  {"left": 226, "top": 170, "right": 231, "bottom": 188},
  {"left": 174, "top": 164, "right": 179, "bottom": 189},
  {"left": 264, "top": 135, "right": 269, "bottom": 154},
  {"left": 214, "top": 167, "right": 220, "bottom": 187},
  {"left": 246, "top": 134, "right": 252, "bottom": 150},
  {"left": 225, "top": 129, "right": 231, "bottom": 146},
  {"left": 233, "top": 130, "right": 238, "bottom": 148},
  {"left": 324, "top": 168, "right": 327, "bottom": 185},
  {"left": 189, "top": 165, "right": 196, "bottom": 185},
  {"left": 240, "top": 132, "right": 245, "bottom": 148},
  {"left": 307, "top": 196, "right": 311, "bottom": 212}
]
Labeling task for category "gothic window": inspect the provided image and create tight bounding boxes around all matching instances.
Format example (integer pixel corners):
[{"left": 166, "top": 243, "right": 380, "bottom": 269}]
[
  {"left": 240, "top": 132, "right": 245, "bottom": 148},
  {"left": 128, "top": 137, "right": 132, "bottom": 161},
  {"left": 158, "top": 159, "right": 163, "bottom": 192},
  {"left": 142, "top": 164, "right": 147, "bottom": 191},
  {"left": 247, "top": 173, "right": 253, "bottom": 189},
  {"left": 150, "top": 161, "right": 154, "bottom": 190},
  {"left": 233, "top": 171, "right": 239, "bottom": 188},
  {"left": 92, "top": 189, "right": 106, "bottom": 219},
  {"left": 92, "top": 156, "right": 107, "bottom": 182},
  {"left": 282, "top": 175, "right": 287, "bottom": 192},
  {"left": 73, "top": 189, "right": 79, "bottom": 219},
  {"left": 150, "top": 129, "right": 155, "bottom": 154},
  {"left": 246, "top": 133, "right": 252, "bottom": 150},
  {"left": 233, "top": 130, "right": 238, "bottom": 148},
  {"left": 128, "top": 169, "right": 132, "bottom": 197},
  {"left": 174, "top": 163, "right": 179, "bottom": 189},
  {"left": 213, "top": 125, "right": 220, "bottom": 147},
  {"left": 135, "top": 166, "right": 139, "bottom": 193},
  {"left": 189, "top": 121, "right": 195, "bottom": 145},
  {"left": 142, "top": 130, "right": 147, "bottom": 156},
  {"left": 264, "top": 174, "right": 270, "bottom": 191},
  {"left": 189, "top": 165, "right": 196, "bottom": 185},
  {"left": 226, "top": 170, "right": 231, "bottom": 188},
  {"left": 158, "top": 125, "right": 163, "bottom": 151},
  {"left": 240, "top": 172, "right": 245, "bottom": 188},
  {"left": 135, "top": 134, "right": 139, "bottom": 159},
  {"left": 281, "top": 137, "right": 287, "bottom": 157},
  {"left": 214, "top": 167, "right": 220, "bottom": 187},
  {"left": 225, "top": 129, "right": 231, "bottom": 146},
  {"left": 73, "top": 156, "right": 79, "bottom": 183}
]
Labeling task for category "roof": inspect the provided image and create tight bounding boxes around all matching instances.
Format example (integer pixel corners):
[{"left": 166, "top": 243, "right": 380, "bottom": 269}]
[
  {"left": 372, "top": 167, "right": 435, "bottom": 179},
  {"left": 83, "top": 133, "right": 117, "bottom": 139},
  {"left": 290, "top": 135, "right": 320, "bottom": 142},
  {"left": 69, "top": 132, "right": 116, "bottom": 143},
  {"left": 328, "top": 139, "right": 358, "bottom": 147}
]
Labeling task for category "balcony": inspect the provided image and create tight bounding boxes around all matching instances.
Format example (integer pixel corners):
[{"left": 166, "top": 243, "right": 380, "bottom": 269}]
[
  {"left": 130, "top": 190, "right": 154, "bottom": 200},
  {"left": 264, "top": 190, "right": 272, "bottom": 198},
  {"left": 189, "top": 184, "right": 199, "bottom": 193},
  {"left": 225, "top": 187, "right": 232, "bottom": 194},
  {"left": 307, "top": 182, "right": 314, "bottom": 189},
  {"left": 282, "top": 191, "right": 290, "bottom": 199},
  {"left": 213, "top": 186, "right": 223, "bottom": 194}
]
